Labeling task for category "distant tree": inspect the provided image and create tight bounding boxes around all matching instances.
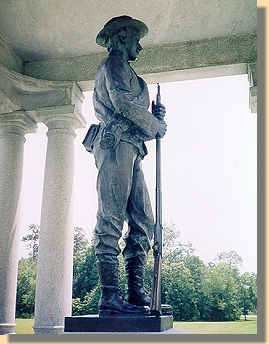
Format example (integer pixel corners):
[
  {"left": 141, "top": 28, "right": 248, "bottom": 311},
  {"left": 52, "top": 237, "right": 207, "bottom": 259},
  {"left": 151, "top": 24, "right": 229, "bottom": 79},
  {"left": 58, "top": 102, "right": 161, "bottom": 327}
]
[
  {"left": 207, "top": 261, "right": 216, "bottom": 269},
  {"left": 162, "top": 221, "right": 195, "bottom": 264},
  {"left": 21, "top": 224, "right": 40, "bottom": 260},
  {"left": 72, "top": 286, "right": 100, "bottom": 316},
  {"left": 17, "top": 225, "right": 97, "bottom": 317},
  {"left": 162, "top": 262, "right": 199, "bottom": 321},
  {"left": 73, "top": 227, "right": 89, "bottom": 254},
  {"left": 214, "top": 250, "right": 243, "bottom": 268},
  {"left": 182, "top": 255, "right": 207, "bottom": 318},
  {"left": 16, "top": 224, "right": 40, "bottom": 317},
  {"left": 162, "top": 221, "right": 181, "bottom": 255},
  {"left": 72, "top": 229, "right": 98, "bottom": 300},
  {"left": 16, "top": 258, "right": 37, "bottom": 318},
  {"left": 238, "top": 272, "right": 257, "bottom": 319},
  {"left": 201, "top": 263, "right": 241, "bottom": 321}
]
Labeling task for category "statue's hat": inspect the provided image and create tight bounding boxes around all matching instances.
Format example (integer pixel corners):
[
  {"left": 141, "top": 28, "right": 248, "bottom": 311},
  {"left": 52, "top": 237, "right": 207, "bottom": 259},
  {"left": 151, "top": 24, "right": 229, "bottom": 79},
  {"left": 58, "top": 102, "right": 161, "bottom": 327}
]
[{"left": 96, "top": 15, "right": 148, "bottom": 47}]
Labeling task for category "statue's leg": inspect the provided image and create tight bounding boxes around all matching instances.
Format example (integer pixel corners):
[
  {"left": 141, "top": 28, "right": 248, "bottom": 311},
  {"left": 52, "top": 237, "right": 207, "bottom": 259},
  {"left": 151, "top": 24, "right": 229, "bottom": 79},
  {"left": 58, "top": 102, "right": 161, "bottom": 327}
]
[
  {"left": 123, "top": 156, "right": 154, "bottom": 306},
  {"left": 93, "top": 142, "right": 150, "bottom": 315},
  {"left": 93, "top": 141, "right": 136, "bottom": 263}
]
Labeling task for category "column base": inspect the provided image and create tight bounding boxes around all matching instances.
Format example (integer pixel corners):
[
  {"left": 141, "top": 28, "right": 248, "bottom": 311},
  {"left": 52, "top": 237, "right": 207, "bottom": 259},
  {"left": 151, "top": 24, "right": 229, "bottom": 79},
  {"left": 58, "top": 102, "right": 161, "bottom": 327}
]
[
  {"left": 0, "top": 323, "right": 16, "bottom": 335},
  {"left": 33, "top": 325, "right": 64, "bottom": 334}
]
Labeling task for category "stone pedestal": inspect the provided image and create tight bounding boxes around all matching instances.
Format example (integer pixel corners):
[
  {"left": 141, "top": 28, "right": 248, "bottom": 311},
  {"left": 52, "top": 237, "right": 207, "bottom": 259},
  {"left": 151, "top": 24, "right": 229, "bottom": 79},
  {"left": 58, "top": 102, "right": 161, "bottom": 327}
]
[{"left": 64, "top": 315, "right": 173, "bottom": 333}]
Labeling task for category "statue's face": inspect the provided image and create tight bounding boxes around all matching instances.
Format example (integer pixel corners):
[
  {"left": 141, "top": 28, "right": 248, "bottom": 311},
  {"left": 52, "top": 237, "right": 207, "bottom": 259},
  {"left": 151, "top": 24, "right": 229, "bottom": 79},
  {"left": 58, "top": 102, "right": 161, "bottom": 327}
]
[{"left": 124, "top": 33, "right": 142, "bottom": 61}]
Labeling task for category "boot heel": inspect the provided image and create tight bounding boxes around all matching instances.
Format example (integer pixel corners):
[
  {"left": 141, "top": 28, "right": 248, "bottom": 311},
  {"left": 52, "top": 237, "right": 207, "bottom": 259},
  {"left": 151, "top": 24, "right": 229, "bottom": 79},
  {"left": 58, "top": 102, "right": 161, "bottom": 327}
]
[{"left": 99, "top": 309, "right": 120, "bottom": 316}]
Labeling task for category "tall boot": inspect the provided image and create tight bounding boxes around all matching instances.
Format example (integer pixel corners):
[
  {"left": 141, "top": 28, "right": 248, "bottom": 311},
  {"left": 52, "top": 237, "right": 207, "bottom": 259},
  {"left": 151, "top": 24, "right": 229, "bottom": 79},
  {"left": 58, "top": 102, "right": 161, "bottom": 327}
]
[
  {"left": 125, "top": 264, "right": 173, "bottom": 315},
  {"left": 125, "top": 265, "right": 151, "bottom": 307},
  {"left": 96, "top": 261, "right": 150, "bottom": 316}
]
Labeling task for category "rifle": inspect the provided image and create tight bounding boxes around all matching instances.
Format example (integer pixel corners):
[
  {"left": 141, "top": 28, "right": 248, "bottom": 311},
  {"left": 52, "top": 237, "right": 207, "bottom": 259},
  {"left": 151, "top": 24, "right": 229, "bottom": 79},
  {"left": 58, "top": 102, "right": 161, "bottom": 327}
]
[{"left": 150, "top": 84, "right": 163, "bottom": 316}]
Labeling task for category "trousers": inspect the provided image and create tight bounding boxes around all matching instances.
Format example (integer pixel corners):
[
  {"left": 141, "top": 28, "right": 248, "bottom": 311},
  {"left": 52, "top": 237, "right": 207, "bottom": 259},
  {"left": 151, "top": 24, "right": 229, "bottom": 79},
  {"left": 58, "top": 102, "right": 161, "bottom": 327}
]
[{"left": 93, "top": 140, "right": 154, "bottom": 266}]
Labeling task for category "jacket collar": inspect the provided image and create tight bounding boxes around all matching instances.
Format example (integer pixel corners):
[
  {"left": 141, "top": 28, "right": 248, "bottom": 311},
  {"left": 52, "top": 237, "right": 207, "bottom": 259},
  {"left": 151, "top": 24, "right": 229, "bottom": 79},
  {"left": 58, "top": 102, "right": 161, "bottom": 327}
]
[{"left": 109, "top": 50, "right": 129, "bottom": 62}]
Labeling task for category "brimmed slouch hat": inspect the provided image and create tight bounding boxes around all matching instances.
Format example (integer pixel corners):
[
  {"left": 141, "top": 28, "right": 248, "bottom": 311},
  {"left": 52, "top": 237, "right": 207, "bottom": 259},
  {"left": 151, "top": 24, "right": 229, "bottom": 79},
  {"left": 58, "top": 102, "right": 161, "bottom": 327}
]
[{"left": 96, "top": 15, "right": 148, "bottom": 47}]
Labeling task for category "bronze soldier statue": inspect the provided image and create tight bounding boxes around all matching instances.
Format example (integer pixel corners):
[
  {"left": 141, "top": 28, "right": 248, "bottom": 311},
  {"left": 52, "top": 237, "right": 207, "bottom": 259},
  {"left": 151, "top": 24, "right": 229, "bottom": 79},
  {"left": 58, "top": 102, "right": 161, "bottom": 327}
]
[{"left": 83, "top": 15, "right": 167, "bottom": 316}]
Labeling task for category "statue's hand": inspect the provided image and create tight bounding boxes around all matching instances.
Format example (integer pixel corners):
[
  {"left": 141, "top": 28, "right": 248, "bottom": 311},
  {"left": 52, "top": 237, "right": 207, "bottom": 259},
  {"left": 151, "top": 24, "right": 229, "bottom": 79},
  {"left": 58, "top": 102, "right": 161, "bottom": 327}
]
[
  {"left": 152, "top": 101, "right": 166, "bottom": 120},
  {"left": 157, "top": 119, "right": 167, "bottom": 138}
]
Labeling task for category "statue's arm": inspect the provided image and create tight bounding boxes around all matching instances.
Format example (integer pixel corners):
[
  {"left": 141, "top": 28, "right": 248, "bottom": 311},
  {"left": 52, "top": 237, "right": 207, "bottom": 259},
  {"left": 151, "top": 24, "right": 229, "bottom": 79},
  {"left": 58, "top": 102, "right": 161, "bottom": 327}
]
[{"left": 105, "top": 59, "right": 159, "bottom": 139}]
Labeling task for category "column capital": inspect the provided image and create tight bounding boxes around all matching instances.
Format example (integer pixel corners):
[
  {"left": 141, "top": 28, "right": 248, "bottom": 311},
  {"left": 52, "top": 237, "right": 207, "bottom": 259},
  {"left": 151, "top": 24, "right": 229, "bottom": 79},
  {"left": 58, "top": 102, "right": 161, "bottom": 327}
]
[
  {"left": 0, "top": 111, "right": 37, "bottom": 138},
  {"left": 36, "top": 104, "right": 86, "bottom": 133}
]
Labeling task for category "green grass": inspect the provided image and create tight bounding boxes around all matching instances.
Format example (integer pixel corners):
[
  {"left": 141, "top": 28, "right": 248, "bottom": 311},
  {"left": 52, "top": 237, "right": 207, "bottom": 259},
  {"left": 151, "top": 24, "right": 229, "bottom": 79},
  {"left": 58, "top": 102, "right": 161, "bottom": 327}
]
[
  {"left": 15, "top": 316, "right": 257, "bottom": 334},
  {"left": 15, "top": 318, "right": 34, "bottom": 334},
  {"left": 174, "top": 315, "right": 257, "bottom": 334}
]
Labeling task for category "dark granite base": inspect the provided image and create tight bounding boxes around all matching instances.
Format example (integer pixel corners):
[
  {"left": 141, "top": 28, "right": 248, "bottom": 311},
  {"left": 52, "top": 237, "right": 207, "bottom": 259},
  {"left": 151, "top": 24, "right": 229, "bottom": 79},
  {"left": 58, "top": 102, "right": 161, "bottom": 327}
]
[{"left": 65, "top": 314, "right": 173, "bottom": 333}]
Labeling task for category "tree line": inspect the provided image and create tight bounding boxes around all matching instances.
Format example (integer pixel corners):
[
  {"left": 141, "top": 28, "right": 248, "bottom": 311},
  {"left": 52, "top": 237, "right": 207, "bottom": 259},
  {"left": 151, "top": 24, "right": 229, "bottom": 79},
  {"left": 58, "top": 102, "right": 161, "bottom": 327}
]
[{"left": 16, "top": 224, "right": 257, "bottom": 321}]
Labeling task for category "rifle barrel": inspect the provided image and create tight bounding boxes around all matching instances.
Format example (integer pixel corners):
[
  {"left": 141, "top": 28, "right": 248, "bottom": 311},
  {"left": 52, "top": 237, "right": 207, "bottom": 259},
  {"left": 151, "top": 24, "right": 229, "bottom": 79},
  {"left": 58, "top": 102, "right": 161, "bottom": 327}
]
[{"left": 150, "top": 84, "right": 163, "bottom": 316}]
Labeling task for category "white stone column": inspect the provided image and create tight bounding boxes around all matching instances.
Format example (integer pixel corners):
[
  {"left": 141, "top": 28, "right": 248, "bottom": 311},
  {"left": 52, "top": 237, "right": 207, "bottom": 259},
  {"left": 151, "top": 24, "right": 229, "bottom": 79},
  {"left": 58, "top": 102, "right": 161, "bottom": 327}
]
[
  {"left": 248, "top": 61, "right": 257, "bottom": 113},
  {"left": 33, "top": 105, "right": 86, "bottom": 334},
  {"left": 0, "top": 112, "right": 37, "bottom": 335}
]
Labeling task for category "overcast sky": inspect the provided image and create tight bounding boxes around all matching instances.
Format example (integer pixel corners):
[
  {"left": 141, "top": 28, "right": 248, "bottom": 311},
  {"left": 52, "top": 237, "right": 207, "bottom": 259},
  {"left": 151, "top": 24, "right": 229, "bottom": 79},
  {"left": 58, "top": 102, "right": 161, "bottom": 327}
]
[{"left": 20, "top": 74, "right": 257, "bottom": 274}]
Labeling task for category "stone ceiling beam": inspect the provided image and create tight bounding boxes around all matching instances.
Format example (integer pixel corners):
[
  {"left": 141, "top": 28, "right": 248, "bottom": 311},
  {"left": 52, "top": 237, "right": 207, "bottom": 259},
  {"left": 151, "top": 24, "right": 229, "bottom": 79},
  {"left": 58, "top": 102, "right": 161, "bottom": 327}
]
[
  {"left": 0, "top": 36, "right": 23, "bottom": 73},
  {"left": 0, "top": 63, "right": 85, "bottom": 121},
  {"left": 24, "top": 33, "right": 257, "bottom": 92}
]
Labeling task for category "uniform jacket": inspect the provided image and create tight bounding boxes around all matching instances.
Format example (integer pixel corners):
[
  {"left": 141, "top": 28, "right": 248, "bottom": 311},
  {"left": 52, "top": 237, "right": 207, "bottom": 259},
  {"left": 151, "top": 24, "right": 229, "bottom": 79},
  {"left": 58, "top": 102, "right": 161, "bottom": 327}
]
[{"left": 93, "top": 50, "right": 159, "bottom": 156}]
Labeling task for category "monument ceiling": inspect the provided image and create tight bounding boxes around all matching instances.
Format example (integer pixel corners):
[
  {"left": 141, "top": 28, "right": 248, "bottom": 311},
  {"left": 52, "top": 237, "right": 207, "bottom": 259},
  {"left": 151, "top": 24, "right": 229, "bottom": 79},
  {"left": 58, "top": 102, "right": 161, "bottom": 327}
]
[{"left": 0, "top": 0, "right": 257, "bottom": 62}]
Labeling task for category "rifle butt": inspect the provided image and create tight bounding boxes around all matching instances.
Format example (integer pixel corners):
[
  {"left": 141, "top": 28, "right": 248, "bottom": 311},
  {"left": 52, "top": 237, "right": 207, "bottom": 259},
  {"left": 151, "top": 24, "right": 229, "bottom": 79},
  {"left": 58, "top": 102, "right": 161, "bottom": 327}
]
[{"left": 150, "top": 255, "right": 162, "bottom": 316}]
